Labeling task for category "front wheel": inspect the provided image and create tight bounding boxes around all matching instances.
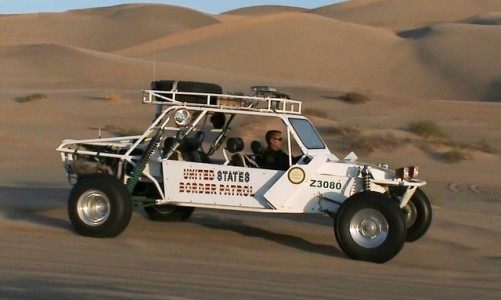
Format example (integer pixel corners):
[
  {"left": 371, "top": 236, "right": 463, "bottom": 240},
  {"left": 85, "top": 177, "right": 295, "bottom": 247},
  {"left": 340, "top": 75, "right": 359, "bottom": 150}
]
[
  {"left": 144, "top": 205, "right": 195, "bottom": 222},
  {"left": 68, "top": 173, "right": 132, "bottom": 238},
  {"left": 403, "top": 188, "right": 432, "bottom": 242},
  {"left": 335, "top": 191, "right": 406, "bottom": 263}
]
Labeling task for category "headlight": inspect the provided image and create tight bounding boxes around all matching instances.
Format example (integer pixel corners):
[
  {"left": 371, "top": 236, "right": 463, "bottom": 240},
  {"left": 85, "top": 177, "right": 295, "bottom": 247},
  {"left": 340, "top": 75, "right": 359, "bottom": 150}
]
[
  {"left": 395, "top": 166, "right": 418, "bottom": 180},
  {"left": 174, "top": 109, "right": 192, "bottom": 127}
]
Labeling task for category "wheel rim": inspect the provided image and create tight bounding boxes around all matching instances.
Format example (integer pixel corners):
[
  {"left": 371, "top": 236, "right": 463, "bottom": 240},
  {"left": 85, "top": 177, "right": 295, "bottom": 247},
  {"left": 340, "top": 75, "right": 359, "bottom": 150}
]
[
  {"left": 349, "top": 208, "right": 389, "bottom": 248},
  {"left": 77, "top": 190, "right": 111, "bottom": 226},
  {"left": 403, "top": 201, "right": 417, "bottom": 228}
]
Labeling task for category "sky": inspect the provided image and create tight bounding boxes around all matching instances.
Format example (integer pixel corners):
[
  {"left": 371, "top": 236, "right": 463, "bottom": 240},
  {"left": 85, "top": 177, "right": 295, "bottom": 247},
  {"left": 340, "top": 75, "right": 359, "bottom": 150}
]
[{"left": 0, "top": 1, "right": 348, "bottom": 15}]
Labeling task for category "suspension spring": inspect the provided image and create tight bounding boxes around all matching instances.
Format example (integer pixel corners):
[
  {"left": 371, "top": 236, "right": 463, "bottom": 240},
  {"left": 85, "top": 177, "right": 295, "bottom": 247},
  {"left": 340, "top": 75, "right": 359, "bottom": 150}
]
[
  {"left": 126, "top": 130, "right": 162, "bottom": 193},
  {"left": 361, "top": 165, "right": 371, "bottom": 191}
]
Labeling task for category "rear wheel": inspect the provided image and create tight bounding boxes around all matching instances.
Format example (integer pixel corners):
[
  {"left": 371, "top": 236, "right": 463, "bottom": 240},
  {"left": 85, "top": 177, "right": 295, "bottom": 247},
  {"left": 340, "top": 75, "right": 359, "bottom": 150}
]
[
  {"left": 335, "top": 191, "right": 406, "bottom": 263},
  {"left": 68, "top": 173, "right": 132, "bottom": 238},
  {"left": 403, "top": 188, "right": 432, "bottom": 242},
  {"left": 144, "top": 205, "right": 195, "bottom": 222},
  {"left": 151, "top": 80, "right": 222, "bottom": 104}
]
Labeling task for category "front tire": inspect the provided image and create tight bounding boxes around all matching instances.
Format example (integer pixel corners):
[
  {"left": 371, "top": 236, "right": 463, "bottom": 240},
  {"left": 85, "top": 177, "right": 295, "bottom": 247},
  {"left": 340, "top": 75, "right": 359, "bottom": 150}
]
[
  {"left": 144, "top": 205, "right": 195, "bottom": 222},
  {"left": 403, "top": 188, "right": 432, "bottom": 242},
  {"left": 68, "top": 173, "right": 132, "bottom": 238},
  {"left": 335, "top": 191, "right": 406, "bottom": 263}
]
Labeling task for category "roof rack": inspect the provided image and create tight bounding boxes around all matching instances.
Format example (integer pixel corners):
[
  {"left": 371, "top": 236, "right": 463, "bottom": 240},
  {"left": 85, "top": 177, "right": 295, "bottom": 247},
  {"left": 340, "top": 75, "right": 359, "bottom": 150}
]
[{"left": 142, "top": 90, "right": 302, "bottom": 115}]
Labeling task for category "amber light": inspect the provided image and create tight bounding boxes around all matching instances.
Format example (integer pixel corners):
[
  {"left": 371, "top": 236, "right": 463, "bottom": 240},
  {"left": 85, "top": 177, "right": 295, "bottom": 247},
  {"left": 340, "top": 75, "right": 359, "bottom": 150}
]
[
  {"left": 395, "top": 166, "right": 419, "bottom": 180},
  {"left": 409, "top": 166, "right": 419, "bottom": 178},
  {"left": 396, "top": 167, "right": 409, "bottom": 180}
]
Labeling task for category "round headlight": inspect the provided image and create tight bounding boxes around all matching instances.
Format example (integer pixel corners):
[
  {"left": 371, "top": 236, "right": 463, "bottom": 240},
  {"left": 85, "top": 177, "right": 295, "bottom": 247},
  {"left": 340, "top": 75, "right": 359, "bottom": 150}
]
[{"left": 174, "top": 109, "right": 192, "bottom": 127}]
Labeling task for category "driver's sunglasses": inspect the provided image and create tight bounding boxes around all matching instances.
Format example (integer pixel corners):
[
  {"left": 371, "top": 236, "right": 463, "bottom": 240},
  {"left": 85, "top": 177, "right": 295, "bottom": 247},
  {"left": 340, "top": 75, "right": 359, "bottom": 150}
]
[{"left": 272, "top": 138, "right": 283, "bottom": 141}]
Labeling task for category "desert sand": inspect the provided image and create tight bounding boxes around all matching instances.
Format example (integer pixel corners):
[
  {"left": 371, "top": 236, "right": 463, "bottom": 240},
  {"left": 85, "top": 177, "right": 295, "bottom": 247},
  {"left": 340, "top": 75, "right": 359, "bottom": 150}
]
[{"left": 0, "top": 0, "right": 500, "bottom": 298}]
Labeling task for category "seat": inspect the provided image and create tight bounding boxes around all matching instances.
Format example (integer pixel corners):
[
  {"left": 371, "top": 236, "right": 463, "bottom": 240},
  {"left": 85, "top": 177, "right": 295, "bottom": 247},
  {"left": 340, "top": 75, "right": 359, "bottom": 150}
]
[
  {"left": 250, "top": 140, "right": 264, "bottom": 167},
  {"left": 180, "top": 131, "right": 210, "bottom": 163},
  {"left": 226, "top": 137, "right": 245, "bottom": 166},
  {"left": 226, "top": 137, "right": 259, "bottom": 167},
  {"left": 163, "top": 137, "right": 183, "bottom": 160}
]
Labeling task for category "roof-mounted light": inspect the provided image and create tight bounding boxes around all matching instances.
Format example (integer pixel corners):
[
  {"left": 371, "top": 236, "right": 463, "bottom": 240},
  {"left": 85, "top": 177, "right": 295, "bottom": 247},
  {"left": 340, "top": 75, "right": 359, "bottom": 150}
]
[{"left": 174, "top": 109, "right": 192, "bottom": 127}]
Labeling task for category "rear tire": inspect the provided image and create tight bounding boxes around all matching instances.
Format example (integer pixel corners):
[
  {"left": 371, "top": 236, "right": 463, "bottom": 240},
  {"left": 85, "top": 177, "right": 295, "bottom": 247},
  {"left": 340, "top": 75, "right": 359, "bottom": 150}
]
[
  {"left": 403, "top": 188, "right": 432, "bottom": 242},
  {"left": 68, "top": 173, "right": 132, "bottom": 238},
  {"left": 335, "top": 191, "right": 406, "bottom": 263},
  {"left": 151, "top": 80, "right": 222, "bottom": 104},
  {"left": 144, "top": 205, "right": 195, "bottom": 222}
]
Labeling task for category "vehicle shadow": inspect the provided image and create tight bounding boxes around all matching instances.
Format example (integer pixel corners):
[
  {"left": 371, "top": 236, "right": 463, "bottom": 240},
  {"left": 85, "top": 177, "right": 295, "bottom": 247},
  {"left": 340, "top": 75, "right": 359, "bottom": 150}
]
[
  {"left": 0, "top": 277, "right": 145, "bottom": 300},
  {"left": 192, "top": 213, "right": 344, "bottom": 258},
  {"left": 0, "top": 186, "right": 73, "bottom": 232}
]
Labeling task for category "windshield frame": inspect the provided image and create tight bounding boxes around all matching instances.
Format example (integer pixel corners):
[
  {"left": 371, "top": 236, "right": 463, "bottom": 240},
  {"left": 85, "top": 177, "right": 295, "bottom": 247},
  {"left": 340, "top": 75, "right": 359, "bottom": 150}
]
[{"left": 288, "top": 117, "right": 326, "bottom": 150}]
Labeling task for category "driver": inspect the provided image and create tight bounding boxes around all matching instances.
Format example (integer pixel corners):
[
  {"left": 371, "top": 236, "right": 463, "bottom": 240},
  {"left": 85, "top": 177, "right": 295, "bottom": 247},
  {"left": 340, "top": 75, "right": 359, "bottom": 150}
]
[{"left": 262, "top": 130, "right": 290, "bottom": 170}]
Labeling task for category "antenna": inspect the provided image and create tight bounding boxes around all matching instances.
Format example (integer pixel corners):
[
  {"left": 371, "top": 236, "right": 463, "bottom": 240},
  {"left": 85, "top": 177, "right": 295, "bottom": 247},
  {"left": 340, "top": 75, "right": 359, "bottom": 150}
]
[
  {"left": 153, "top": 50, "right": 156, "bottom": 81},
  {"left": 152, "top": 12, "right": 157, "bottom": 81}
]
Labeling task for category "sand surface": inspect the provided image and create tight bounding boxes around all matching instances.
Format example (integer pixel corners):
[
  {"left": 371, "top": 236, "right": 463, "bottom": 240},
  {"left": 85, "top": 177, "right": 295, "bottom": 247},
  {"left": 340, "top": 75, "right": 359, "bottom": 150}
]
[
  {"left": 0, "top": 1, "right": 500, "bottom": 298},
  {"left": 0, "top": 183, "right": 500, "bottom": 299}
]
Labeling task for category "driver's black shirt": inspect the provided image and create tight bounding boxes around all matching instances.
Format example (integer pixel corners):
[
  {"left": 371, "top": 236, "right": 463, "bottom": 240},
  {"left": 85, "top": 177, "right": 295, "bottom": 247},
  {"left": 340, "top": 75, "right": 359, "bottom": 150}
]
[{"left": 262, "top": 148, "right": 289, "bottom": 171}]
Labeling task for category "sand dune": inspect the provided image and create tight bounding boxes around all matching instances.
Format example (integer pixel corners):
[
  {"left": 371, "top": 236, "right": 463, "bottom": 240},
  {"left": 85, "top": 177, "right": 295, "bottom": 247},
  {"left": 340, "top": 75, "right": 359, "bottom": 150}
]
[
  {"left": 0, "top": 4, "right": 219, "bottom": 52},
  {"left": 0, "top": 43, "right": 154, "bottom": 88},
  {"left": 116, "top": 12, "right": 462, "bottom": 99},
  {"left": 410, "top": 23, "right": 501, "bottom": 101},
  {"left": 312, "top": 0, "right": 501, "bottom": 29},
  {"left": 223, "top": 5, "right": 305, "bottom": 16},
  {"left": 0, "top": 43, "right": 283, "bottom": 91},
  {"left": 0, "top": 2, "right": 499, "bottom": 100}
]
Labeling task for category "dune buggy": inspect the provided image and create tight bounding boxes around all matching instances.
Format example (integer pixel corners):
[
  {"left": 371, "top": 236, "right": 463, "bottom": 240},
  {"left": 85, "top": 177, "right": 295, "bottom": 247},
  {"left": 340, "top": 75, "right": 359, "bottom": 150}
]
[{"left": 57, "top": 80, "right": 432, "bottom": 263}]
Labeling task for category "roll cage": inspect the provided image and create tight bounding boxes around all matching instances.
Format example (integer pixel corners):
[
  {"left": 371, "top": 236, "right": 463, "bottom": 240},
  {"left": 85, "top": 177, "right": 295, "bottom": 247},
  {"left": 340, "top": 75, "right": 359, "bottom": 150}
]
[{"left": 57, "top": 89, "right": 328, "bottom": 204}]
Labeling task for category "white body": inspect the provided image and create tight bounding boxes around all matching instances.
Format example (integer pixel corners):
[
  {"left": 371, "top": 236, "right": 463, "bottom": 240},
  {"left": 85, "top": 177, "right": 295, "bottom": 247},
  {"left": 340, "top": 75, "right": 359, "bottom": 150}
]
[{"left": 57, "top": 89, "right": 425, "bottom": 215}]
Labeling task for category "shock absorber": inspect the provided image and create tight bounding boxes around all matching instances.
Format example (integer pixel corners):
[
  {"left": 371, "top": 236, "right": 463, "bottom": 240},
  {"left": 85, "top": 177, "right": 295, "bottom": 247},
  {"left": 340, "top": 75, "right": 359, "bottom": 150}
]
[
  {"left": 361, "top": 165, "right": 371, "bottom": 191},
  {"left": 126, "top": 130, "right": 162, "bottom": 193}
]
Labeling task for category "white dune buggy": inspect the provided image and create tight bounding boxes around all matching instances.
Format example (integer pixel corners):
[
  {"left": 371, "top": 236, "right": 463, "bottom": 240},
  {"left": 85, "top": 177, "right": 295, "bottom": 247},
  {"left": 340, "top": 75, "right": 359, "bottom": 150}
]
[{"left": 57, "top": 80, "right": 432, "bottom": 263}]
